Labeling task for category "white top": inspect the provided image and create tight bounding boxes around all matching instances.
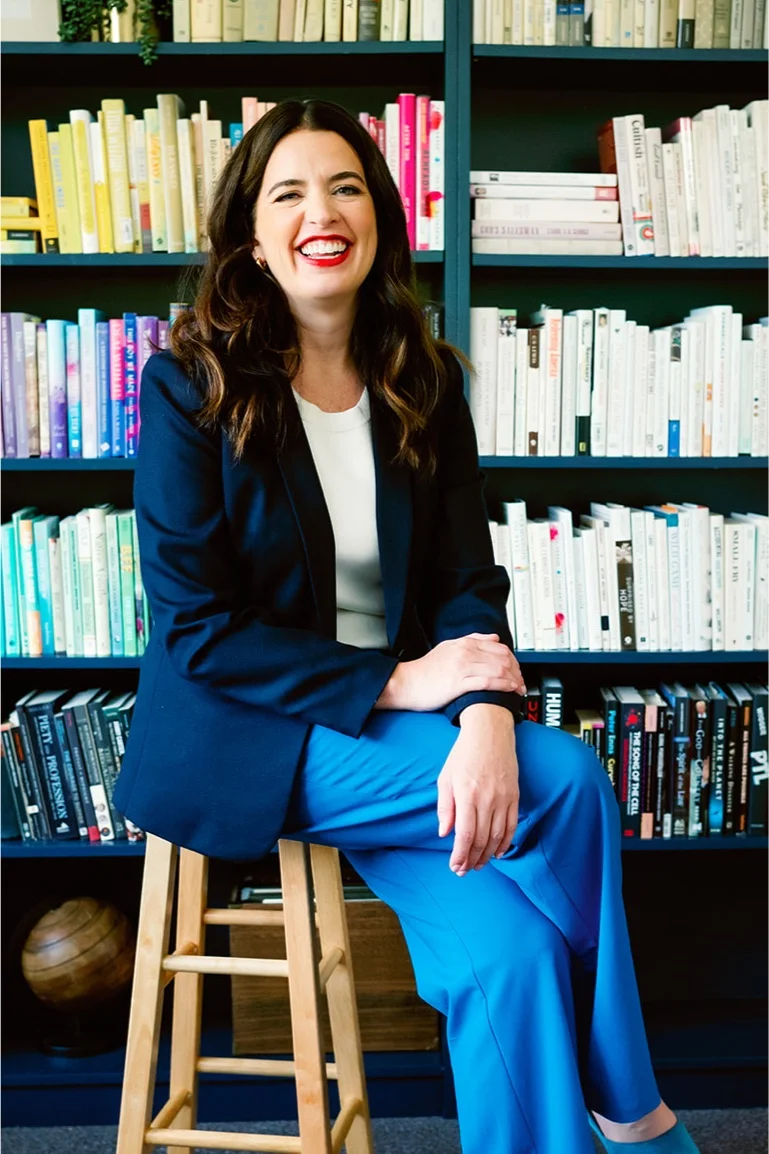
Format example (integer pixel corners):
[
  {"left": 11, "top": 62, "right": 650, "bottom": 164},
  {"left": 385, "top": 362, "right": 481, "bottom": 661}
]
[{"left": 292, "top": 386, "right": 388, "bottom": 650}]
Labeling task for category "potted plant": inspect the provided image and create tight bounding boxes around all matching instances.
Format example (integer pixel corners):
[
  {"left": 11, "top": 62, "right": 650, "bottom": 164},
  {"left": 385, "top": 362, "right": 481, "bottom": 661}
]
[{"left": 59, "top": 0, "right": 172, "bottom": 65}]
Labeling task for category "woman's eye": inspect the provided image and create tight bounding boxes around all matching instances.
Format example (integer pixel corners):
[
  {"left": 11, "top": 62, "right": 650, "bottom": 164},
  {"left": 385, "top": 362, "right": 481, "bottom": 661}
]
[
  {"left": 275, "top": 191, "right": 300, "bottom": 202},
  {"left": 334, "top": 185, "right": 362, "bottom": 196}
]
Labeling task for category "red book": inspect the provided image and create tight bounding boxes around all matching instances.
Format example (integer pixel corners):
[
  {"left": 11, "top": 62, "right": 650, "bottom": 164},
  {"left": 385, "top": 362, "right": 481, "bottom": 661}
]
[{"left": 397, "top": 92, "right": 416, "bottom": 250}]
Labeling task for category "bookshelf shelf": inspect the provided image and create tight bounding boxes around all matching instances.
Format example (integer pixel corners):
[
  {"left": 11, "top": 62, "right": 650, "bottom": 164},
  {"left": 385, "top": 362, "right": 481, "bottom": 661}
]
[
  {"left": 2, "top": 835, "right": 767, "bottom": 859},
  {"left": 472, "top": 46, "right": 768, "bottom": 62},
  {"left": 0, "top": 40, "right": 444, "bottom": 57},
  {"left": 3, "top": 657, "right": 143, "bottom": 669},
  {"left": 1, "top": 251, "right": 444, "bottom": 267},
  {"left": 2, "top": 459, "right": 137, "bottom": 471},
  {"left": 472, "top": 256, "right": 769, "bottom": 270},
  {"left": 479, "top": 456, "right": 769, "bottom": 469}
]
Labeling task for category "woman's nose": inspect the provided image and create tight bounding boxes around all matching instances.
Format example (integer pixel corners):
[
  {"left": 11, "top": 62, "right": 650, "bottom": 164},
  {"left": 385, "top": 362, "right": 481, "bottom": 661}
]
[{"left": 305, "top": 192, "right": 339, "bottom": 226}]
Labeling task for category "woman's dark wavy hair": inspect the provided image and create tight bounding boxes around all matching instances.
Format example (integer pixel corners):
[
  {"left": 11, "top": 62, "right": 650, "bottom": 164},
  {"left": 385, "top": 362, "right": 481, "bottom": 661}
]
[{"left": 170, "top": 98, "right": 466, "bottom": 475}]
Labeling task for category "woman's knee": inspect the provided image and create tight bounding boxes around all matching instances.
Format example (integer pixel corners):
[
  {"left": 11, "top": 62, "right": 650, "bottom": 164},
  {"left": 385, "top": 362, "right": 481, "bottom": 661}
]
[{"left": 517, "top": 720, "right": 617, "bottom": 812}]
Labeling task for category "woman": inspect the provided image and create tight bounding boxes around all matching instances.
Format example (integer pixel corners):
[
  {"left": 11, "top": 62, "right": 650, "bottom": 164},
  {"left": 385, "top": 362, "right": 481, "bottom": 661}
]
[{"left": 113, "top": 99, "right": 699, "bottom": 1154}]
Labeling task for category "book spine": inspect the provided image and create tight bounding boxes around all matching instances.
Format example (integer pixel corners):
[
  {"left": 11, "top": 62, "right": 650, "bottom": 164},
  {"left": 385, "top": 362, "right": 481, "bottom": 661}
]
[
  {"left": 14, "top": 705, "right": 52, "bottom": 839},
  {"left": 157, "top": 95, "right": 185, "bottom": 254},
  {"left": 101, "top": 100, "right": 134, "bottom": 253},
  {"left": 76, "top": 509, "right": 96, "bottom": 658},
  {"left": 398, "top": 94, "right": 416, "bottom": 250},
  {"left": 747, "top": 686, "right": 768, "bottom": 834},
  {"left": 78, "top": 311, "right": 99, "bottom": 458},
  {"left": 87, "top": 700, "right": 127, "bottom": 839},
  {"left": 61, "top": 708, "right": 100, "bottom": 841},
  {"left": 28, "top": 120, "right": 59, "bottom": 253},
  {"left": 65, "top": 323, "right": 81, "bottom": 458},
  {"left": 47, "top": 130, "right": 77, "bottom": 254},
  {"left": 73, "top": 705, "right": 115, "bottom": 842},
  {"left": 18, "top": 517, "right": 42, "bottom": 658},
  {"left": 109, "top": 318, "right": 125, "bottom": 457},
  {"left": 1, "top": 726, "right": 32, "bottom": 840},
  {"left": 89, "top": 117, "right": 114, "bottom": 253},
  {"left": 52, "top": 712, "right": 87, "bottom": 840},
  {"left": 48, "top": 534, "right": 66, "bottom": 654},
  {"left": 123, "top": 312, "right": 139, "bottom": 457},
  {"left": 0, "top": 314, "right": 17, "bottom": 457},
  {"left": 32, "top": 519, "right": 54, "bottom": 655},
  {"left": 689, "top": 696, "right": 708, "bottom": 836},
  {"left": 671, "top": 694, "right": 690, "bottom": 837},
  {"left": 69, "top": 112, "right": 99, "bottom": 254},
  {"left": 709, "top": 693, "right": 726, "bottom": 834},
  {"left": 27, "top": 704, "right": 79, "bottom": 839},
  {"left": 106, "top": 514, "right": 123, "bottom": 656},
  {"left": 23, "top": 318, "right": 40, "bottom": 457},
  {"left": 89, "top": 507, "right": 112, "bottom": 658},
  {"left": 625, "top": 112, "right": 655, "bottom": 253},
  {"left": 602, "top": 691, "right": 620, "bottom": 792}
]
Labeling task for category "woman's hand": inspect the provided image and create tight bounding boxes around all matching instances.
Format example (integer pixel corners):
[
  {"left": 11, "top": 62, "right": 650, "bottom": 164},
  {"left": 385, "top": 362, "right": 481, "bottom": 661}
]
[
  {"left": 376, "top": 633, "right": 526, "bottom": 713},
  {"left": 436, "top": 705, "right": 520, "bottom": 875}
]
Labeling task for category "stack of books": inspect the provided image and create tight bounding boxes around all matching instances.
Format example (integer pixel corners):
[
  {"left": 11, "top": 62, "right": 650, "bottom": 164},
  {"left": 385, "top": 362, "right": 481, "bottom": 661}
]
[
  {"left": 489, "top": 498, "right": 768, "bottom": 654},
  {"left": 470, "top": 170, "right": 623, "bottom": 256},
  {"left": 473, "top": 0, "right": 767, "bottom": 47},
  {"left": 598, "top": 102, "right": 768, "bottom": 257},
  {"left": 468, "top": 304, "right": 769, "bottom": 457},
  {"left": 1, "top": 505, "right": 150, "bottom": 661},
  {"left": 25, "top": 92, "right": 445, "bottom": 256},
  {"left": 1, "top": 197, "right": 40, "bottom": 254}
]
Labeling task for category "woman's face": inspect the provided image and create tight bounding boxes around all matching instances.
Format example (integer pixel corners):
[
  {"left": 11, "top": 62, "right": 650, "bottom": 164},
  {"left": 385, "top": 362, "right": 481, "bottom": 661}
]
[{"left": 252, "top": 128, "right": 378, "bottom": 315}]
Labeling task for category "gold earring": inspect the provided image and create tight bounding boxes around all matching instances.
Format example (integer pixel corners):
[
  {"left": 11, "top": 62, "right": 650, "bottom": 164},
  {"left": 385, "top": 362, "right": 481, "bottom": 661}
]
[{"left": 256, "top": 256, "right": 267, "bottom": 271}]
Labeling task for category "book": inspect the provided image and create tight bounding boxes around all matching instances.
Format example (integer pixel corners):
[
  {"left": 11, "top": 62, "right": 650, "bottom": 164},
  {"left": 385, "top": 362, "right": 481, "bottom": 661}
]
[
  {"left": 61, "top": 690, "right": 116, "bottom": 842},
  {"left": 659, "top": 682, "right": 691, "bottom": 838},
  {"left": 744, "top": 681, "right": 768, "bottom": 835},
  {"left": 28, "top": 120, "right": 59, "bottom": 253}
]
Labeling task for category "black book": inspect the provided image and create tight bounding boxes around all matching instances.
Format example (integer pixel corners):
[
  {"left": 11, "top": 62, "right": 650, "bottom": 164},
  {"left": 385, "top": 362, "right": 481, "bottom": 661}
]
[
  {"left": 744, "top": 682, "right": 768, "bottom": 835},
  {"left": 659, "top": 683, "right": 690, "bottom": 838},
  {"left": 706, "top": 682, "right": 728, "bottom": 836},
  {"left": 12, "top": 692, "right": 52, "bottom": 839},
  {"left": 1, "top": 723, "right": 32, "bottom": 841},
  {"left": 613, "top": 687, "right": 645, "bottom": 839},
  {"left": 0, "top": 727, "right": 22, "bottom": 839},
  {"left": 117, "top": 692, "right": 136, "bottom": 742},
  {"left": 22, "top": 689, "right": 81, "bottom": 840},
  {"left": 61, "top": 689, "right": 115, "bottom": 842},
  {"left": 614, "top": 537, "right": 636, "bottom": 652},
  {"left": 640, "top": 690, "right": 666, "bottom": 840},
  {"left": 53, "top": 712, "right": 88, "bottom": 839},
  {"left": 720, "top": 688, "right": 741, "bottom": 836},
  {"left": 688, "top": 685, "right": 710, "bottom": 838},
  {"left": 525, "top": 685, "right": 541, "bottom": 724},
  {"left": 600, "top": 686, "right": 620, "bottom": 793},
  {"left": 726, "top": 683, "right": 752, "bottom": 836},
  {"left": 659, "top": 704, "right": 674, "bottom": 839},
  {"left": 87, "top": 690, "right": 127, "bottom": 839},
  {"left": 541, "top": 676, "right": 564, "bottom": 728},
  {"left": 60, "top": 706, "right": 101, "bottom": 842}
]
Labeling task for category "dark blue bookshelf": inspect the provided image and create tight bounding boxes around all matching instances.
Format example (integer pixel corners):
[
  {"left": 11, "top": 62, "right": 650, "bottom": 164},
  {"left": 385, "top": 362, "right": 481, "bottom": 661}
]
[
  {"left": 472, "top": 45, "right": 768, "bottom": 61},
  {"left": 2, "top": 458, "right": 136, "bottom": 470},
  {"left": 2, "top": 656, "right": 143, "bottom": 669},
  {"left": 478, "top": 456, "right": 769, "bottom": 469},
  {"left": 1, "top": 250, "right": 443, "bottom": 267},
  {"left": 1, "top": 40, "right": 444, "bottom": 56}
]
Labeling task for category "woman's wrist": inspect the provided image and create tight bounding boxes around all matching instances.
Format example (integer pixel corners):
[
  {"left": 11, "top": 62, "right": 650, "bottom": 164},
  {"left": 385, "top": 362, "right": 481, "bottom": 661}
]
[
  {"left": 374, "top": 662, "right": 408, "bottom": 710},
  {"left": 458, "top": 702, "right": 516, "bottom": 732}
]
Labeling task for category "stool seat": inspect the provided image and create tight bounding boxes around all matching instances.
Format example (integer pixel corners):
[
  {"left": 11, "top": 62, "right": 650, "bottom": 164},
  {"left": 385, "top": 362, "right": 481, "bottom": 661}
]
[{"left": 116, "top": 834, "right": 374, "bottom": 1154}]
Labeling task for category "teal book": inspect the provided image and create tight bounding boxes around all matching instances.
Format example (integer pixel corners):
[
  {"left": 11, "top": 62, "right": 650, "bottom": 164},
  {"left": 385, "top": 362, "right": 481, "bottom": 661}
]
[
  {"left": 17, "top": 511, "right": 45, "bottom": 658},
  {"left": 131, "top": 511, "right": 146, "bottom": 656},
  {"left": 116, "top": 511, "right": 136, "bottom": 657},
  {"left": 105, "top": 511, "right": 123, "bottom": 656},
  {"left": 33, "top": 515, "right": 59, "bottom": 656},
  {"left": 10, "top": 505, "right": 37, "bottom": 656},
  {"left": 0, "top": 523, "right": 20, "bottom": 657}
]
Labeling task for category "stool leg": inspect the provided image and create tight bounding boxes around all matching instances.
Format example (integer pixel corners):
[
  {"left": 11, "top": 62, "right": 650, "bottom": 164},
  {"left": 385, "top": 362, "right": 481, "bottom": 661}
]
[
  {"left": 167, "top": 848, "right": 208, "bottom": 1154},
  {"left": 279, "top": 839, "right": 333, "bottom": 1154},
  {"left": 311, "top": 845, "right": 374, "bottom": 1154},
  {"left": 116, "top": 835, "right": 178, "bottom": 1154}
]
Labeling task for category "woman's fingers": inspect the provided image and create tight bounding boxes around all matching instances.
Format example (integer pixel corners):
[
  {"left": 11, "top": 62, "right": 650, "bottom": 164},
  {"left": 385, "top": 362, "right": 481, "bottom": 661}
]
[
  {"left": 495, "top": 801, "right": 520, "bottom": 859},
  {"left": 463, "top": 805, "right": 491, "bottom": 874},
  {"left": 436, "top": 771, "right": 456, "bottom": 840},
  {"left": 450, "top": 803, "right": 477, "bottom": 876}
]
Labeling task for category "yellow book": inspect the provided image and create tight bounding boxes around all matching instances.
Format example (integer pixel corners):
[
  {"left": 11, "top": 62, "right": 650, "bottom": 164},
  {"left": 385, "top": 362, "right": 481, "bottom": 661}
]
[
  {"left": 48, "top": 131, "right": 79, "bottom": 253},
  {"left": 28, "top": 119, "right": 59, "bottom": 252},
  {"left": 1, "top": 216, "right": 43, "bottom": 229},
  {"left": 191, "top": 113, "right": 206, "bottom": 249},
  {"left": 0, "top": 197, "right": 37, "bottom": 215},
  {"left": 192, "top": 0, "right": 223, "bottom": 38},
  {"left": 69, "top": 109, "right": 99, "bottom": 253},
  {"left": 143, "top": 107, "right": 167, "bottom": 251},
  {"left": 57, "top": 124, "right": 83, "bottom": 255},
  {"left": 91, "top": 115, "right": 115, "bottom": 253},
  {"left": 177, "top": 119, "right": 199, "bottom": 253},
  {"left": 156, "top": 93, "right": 185, "bottom": 254},
  {"left": 101, "top": 98, "right": 134, "bottom": 253},
  {"left": 124, "top": 113, "right": 143, "bottom": 253}
]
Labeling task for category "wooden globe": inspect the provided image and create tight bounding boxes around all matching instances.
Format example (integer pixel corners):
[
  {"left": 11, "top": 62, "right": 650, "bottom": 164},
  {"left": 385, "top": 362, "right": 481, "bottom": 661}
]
[{"left": 21, "top": 897, "right": 136, "bottom": 1013}]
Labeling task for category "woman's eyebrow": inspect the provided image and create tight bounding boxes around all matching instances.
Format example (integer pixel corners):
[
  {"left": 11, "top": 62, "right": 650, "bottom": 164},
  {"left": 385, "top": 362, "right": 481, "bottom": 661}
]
[{"left": 266, "top": 171, "right": 365, "bottom": 197}]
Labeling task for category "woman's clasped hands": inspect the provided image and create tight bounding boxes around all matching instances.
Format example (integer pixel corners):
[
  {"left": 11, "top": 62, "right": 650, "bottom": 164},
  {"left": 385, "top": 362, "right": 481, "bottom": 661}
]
[{"left": 377, "top": 633, "right": 525, "bottom": 877}]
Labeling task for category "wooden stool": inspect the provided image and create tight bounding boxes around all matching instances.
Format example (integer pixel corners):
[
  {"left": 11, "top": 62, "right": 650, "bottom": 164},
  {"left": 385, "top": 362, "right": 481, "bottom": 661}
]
[{"left": 116, "top": 834, "right": 374, "bottom": 1154}]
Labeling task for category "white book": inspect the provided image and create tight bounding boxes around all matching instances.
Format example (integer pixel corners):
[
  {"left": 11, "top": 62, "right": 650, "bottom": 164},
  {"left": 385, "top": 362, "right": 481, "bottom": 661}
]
[
  {"left": 645, "top": 126, "right": 670, "bottom": 256},
  {"left": 744, "top": 101, "right": 768, "bottom": 256},
  {"left": 428, "top": 100, "right": 445, "bottom": 251},
  {"left": 730, "top": 513, "right": 766, "bottom": 648},
  {"left": 580, "top": 514, "right": 612, "bottom": 650},
  {"left": 591, "top": 307, "right": 610, "bottom": 456},
  {"left": 621, "top": 319, "right": 637, "bottom": 456},
  {"left": 526, "top": 327, "right": 542, "bottom": 455},
  {"left": 644, "top": 328, "right": 657, "bottom": 456},
  {"left": 675, "top": 504, "right": 695, "bottom": 649},
  {"left": 570, "top": 309, "right": 593, "bottom": 456},
  {"left": 661, "top": 142, "right": 682, "bottom": 258},
  {"left": 174, "top": 0, "right": 191, "bottom": 39},
  {"left": 474, "top": 0, "right": 486, "bottom": 37},
  {"left": 423, "top": 0, "right": 444, "bottom": 36},
  {"left": 684, "top": 314, "right": 713, "bottom": 454},
  {"left": 469, "top": 170, "right": 618, "bottom": 187},
  {"left": 744, "top": 323, "right": 768, "bottom": 456},
  {"left": 723, "top": 520, "right": 744, "bottom": 649},
  {"left": 630, "top": 509, "right": 649, "bottom": 649},
  {"left": 325, "top": 0, "right": 343, "bottom": 36},
  {"left": 495, "top": 309, "right": 516, "bottom": 455},
  {"left": 303, "top": 0, "right": 323, "bottom": 38},
  {"left": 643, "top": 509, "right": 659, "bottom": 650},
  {"left": 672, "top": 140, "right": 689, "bottom": 256},
  {"left": 624, "top": 112, "right": 655, "bottom": 254},
  {"left": 548, "top": 517, "right": 570, "bottom": 648},
  {"left": 531, "top": 305, "right": 563, "bottom": 456},
  {"left": 689, "top": 305, "right": 732, "bottom": 457},
  {"left": 694, "top": 108, "right": 724, "bottom": 257},
  {"left": 59, "top": 517, "right": 75, "bottom": 657},
  {"left": 668, "top": 324, "right": 683, "bottom": 458},
  {"left": 727, "top": 312, "right": 743, "bottom": 456},
  {"left": 572, "top": 532, "right": 589, "bottom": 650},
  {"left": 730, "top": 109, "right": 748, "bottom": 257},
  {"left": 560, "top": 313, "right": 578, "bottom": 457},
  {"left": 729, "top": 0, "right": 744, "bottom": 43},
  {"left": 492, "top": 519, "right": 517, "bottom": 643},
  {"left": 470, "top": 182, "right": 620, "bottom": 200},
  {"left": 666, "top": 516, "right": 683, "bottom": 651},
  {"left": 471, "top": 221, "right": 623, "bottom": 239},
  {"left": 741, "top": 0, "right": 756, "bottom": 41},
  {"left": 589, "top": 502, "right": 626, "bottom": 650},
  {"left": 650, "top": 514, "right": 671, "bottom": 650},
  {"left": 739, "top": 119, "right": 757, "bottom": 256},
  {"left": 105, "top": 512, "right": 123, "bottom": 656},
  {"left": 472, "top": 239, "right": 624, "bottom": 255},
  {"left": 549, "top": 506, "right": 578, "bottom": 650},
  {"left": 488, "top": 0, "right": 503, "bottom": 39},
  {"left": 47, "top": 534, "right": 67, "bottom": 655},
  {"left": 384, "top": 104, "right": 400, "bottom": 189},
  {"left": 643, "top": 0, "right": 659, "bottom": 40},
  {"left": 739, "top": 340, "right": 755, "bottom": 455},
  {"left": 473, "top": 199, "right": 619, "bottom": 222},
  {"left": 683, "top": 320, "right": 705, "bottom": 457},
  {"left": 709, "top": 512, "right": 725, "bottom": 650},
  {"left": 513, "top": 328, "right": 529, "bottom": 456},
  {"left": 680, "top": 502, "right": 712, "bottom": 650},
  {"left": 665, "top": 118, "right": 700, "bottom": 256},
  {"left": 503, "top": 499, "right": 536, "bottom": 649},
  {"left": 393, "top": 0, "right": 408, "bottom": 37},
  {"left": 606, "top": 311, "right": 626, "bottom": 457},
  {"left": 410, "top": 0, "right": 423, "bottom": 37},
  {"left": 511, "top": 0, "right": 523, "bottom": 41},
  {"left": 630, "top": 324, "right": 649, "bottom": 458},
  {"left": 76, "top": 310, "right": 100, "bottom": 459},
  {"left": 715, "top": 104, "right": 736, "bottom": 257},
  {"left": 528, "top": 519, "right": 557, "bottom": 649},
  {"left": 578, "top": 526, "right": 604, "bottom": 650},
  {"left": 469, "top": 307, "right": 498, "bottom": 455},
  {"left": 75, "top": 509, "right": 96, "bottom": 658}
]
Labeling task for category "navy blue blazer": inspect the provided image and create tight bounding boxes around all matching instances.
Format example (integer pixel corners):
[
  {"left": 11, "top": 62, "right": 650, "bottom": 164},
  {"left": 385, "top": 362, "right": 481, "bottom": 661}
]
[{"left": 113, "top": 347, "right": 523, "bottom": 861}]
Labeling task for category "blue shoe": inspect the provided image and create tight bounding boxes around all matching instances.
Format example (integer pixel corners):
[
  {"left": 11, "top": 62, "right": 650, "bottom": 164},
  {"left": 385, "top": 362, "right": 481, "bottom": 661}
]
[{"left": 588, "top": 1114, "right": 700, "bottom": 1152}]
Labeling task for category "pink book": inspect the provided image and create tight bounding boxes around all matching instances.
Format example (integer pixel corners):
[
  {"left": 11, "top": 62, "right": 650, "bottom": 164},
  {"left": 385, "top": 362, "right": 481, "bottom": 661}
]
[
  {"left": 358, "top": 112, "right": 370, "bottom": 131},
  {"left": 416, "top": 96, "right": 431, "bottom": 250},
  {"left": 376, "top": 118, "right": 386, "bottom": 156},
  {"left": 397, "top": 93, "right": 416, "bottom": 250},
  {"left": 109, "top": 318, "right": 125, "bottom": 457}
]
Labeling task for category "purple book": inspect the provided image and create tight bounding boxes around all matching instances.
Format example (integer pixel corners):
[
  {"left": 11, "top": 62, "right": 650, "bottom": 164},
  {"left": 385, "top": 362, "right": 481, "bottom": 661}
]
[
  {"left": 10, "top": 313, "right": 31, "bottom": 458},
  {"left": 46, "top": 320, "right": 69, "bottom": 459},
  {"left": 136, "top": 316, "right": 158, "bottom": 447},
  {"left": 123, "top": 312, "right": 138, "bottom": 459},
  {"left": 0, "top": 313, "right": 17, "bottom": 458},
  {"left": 158, "top": 320, "right": 169, "bottom": 350}
]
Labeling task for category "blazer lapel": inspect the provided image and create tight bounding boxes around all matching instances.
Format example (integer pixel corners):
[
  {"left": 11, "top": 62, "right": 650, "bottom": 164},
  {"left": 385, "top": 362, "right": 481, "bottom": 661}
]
[
  {"left": 277, "top": 422, "right": 338, "bottom": 639},
  {"left": 370, "top": 392, "right": 413, "bottom": 649}
]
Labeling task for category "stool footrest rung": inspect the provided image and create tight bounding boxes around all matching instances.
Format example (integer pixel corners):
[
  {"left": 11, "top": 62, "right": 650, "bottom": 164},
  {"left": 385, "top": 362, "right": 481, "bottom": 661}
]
[
  {"left": 144, "top": 1128, "right": 301, "bottom": 1152},
  {"left": 150, "top": 1088, "right": 191, "bottom": 1130},
  {"left": 162, "top": 954, "right": 289, "bottom": 978},
  {"left": 318, "top": 945, "right": 344, "bottom": 992},
  {"left": 197, "top": 1055, "right": 339, "bottom": 1080},
  {"left": 204, "top": 908, "right": 286, "bottom": 927},
  {"left": 331, "top": 1097, "right": 364, "bottom": 1153}
]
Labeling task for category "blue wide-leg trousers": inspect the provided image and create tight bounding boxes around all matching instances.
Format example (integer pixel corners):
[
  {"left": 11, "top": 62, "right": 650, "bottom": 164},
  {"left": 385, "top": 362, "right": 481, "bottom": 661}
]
[{"left": 282, "top": 712, "right": 662, "bottom": 1154}]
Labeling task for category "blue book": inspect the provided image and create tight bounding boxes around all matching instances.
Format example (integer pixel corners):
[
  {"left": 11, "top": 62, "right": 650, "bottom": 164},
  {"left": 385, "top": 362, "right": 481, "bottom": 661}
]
[
  {"left": 96, "top": 320, "right": 111, "bottom": 457},
  {"left": 230, "top": 122, "right": 243, "bottom": 147},
  {"left": 0, "top": 523, "right": 20, "bottom": 656},
  {"left": 32, "top": 515, "right": 59, "bottom": 656},
  {"left": 65, "top": 322, "right": 82, "bottom": 458},
  {"left": 123, "top": 312, "right": 139, "bottom": 459}
]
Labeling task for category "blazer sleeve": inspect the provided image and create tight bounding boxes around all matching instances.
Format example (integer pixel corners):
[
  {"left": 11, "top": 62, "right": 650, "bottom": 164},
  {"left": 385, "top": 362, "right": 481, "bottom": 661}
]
[
  {"left": 418, "top": 352, "right": 526, "bottom": 726},
  {"left": 134, "top": 352, "right": 398, "bottom": 738}
]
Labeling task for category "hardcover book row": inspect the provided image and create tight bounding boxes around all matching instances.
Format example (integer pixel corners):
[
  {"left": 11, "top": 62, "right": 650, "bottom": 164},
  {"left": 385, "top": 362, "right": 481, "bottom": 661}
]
[
  {"left": 19, "top": 91, "right": 445, "bottom": 256},
  {"left": 473, "top": 0, "right": 768, "bottom": 46},
  {"left": 469, "top": 305, "right": 769, "bottom": 458},
  {"left": 488, "top": 499, "right": 767, "bottom": 653},
  {"left": 1, "top": 688, "right": 141, "bottom": 845},
  {"left": 1, "top": 507, "right": 150, "bottom": 661},
  {"left": 169, "top": 0, "right": 445, "bottom": 42}
]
